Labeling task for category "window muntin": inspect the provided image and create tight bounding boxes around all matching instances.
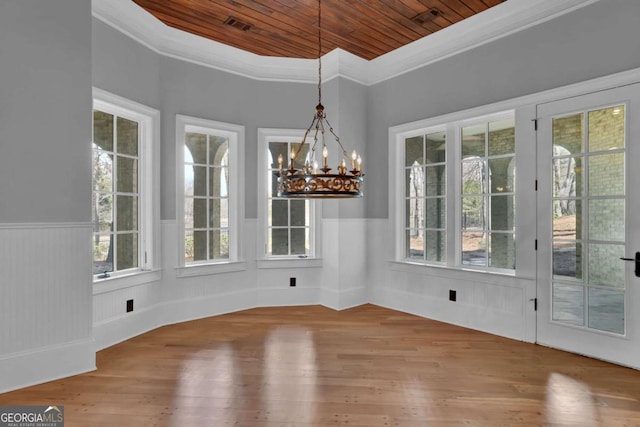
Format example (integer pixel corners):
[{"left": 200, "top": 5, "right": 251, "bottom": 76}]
[
  {"left": 404, "top": 130, "right": 446, "bottom": 263},
  {"left": 267, "top": 140, "right": 313, "bottom": 257},
  {"left": 461, "top": 117, "right": 516, "bottom": 269},
  {"left": 178, "top": 116, "right": 241, "bottom": 267}
]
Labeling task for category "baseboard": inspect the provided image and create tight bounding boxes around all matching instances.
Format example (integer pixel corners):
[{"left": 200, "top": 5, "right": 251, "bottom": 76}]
[
  {"left": 321, "top": 287, "right": 368, "bottom": 310},
  {"left": 93, "top": 304, "right": 165, "bottom": 351},
  {"left": 0, "top": 338, "right": 95, "bottom": 394}
]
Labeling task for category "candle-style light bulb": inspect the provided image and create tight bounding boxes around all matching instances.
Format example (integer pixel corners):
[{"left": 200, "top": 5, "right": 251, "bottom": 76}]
[
  {"left": 290, "top": 149, "right": 295, "bottom": 170},
  {"left": 351, "top": 150, "right": 357, "bottom": 170},
  {"left": 277, "top": 154, "right": 283, "bottom": 171},
  {"left": 357, "top": 155, "right": 362, "bottom": 172},
  {"left": 313, "top": 161, "right": 318, "bottom": 174},
  {"left": 322, "top": 146, "right": 328, "bottom": 168}
]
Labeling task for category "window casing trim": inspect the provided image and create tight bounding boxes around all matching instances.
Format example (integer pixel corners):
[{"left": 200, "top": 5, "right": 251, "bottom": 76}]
[
  {"left": 92, "top": 87, "right": 160, "bottom": 283},
  {"left": 176, "top": 115, "right": 245, "bottom": 269}
]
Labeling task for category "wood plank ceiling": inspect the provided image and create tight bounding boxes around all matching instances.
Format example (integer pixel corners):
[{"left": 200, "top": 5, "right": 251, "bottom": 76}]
[{"left": 132, "top": 0, "right": 507, "bottom": 60}]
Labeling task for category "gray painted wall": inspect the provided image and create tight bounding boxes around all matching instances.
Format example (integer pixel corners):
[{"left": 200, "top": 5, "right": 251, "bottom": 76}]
[
  {"left": 0, "top": 0, "right": 92, "bottom": 223},
  {"left": 366, "top": 0, "right": 640, "bottom": 218}
]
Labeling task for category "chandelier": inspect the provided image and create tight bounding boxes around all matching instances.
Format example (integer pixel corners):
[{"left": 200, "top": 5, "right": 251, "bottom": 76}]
[{"left": 276, "top": 0, "right": 364, "bottom": 199}]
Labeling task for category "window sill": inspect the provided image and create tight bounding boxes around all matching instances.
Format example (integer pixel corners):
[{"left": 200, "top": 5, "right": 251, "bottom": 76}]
[
  {"left": 390, "top": 261, "right": 533, "bottom": 286},
  {"left": 93, "top": 269, "right": 162, "bottom": 295},
  {"left": 176, "top": 261, "right": 247, "bottom": 278},
  {"left": 257, "top": 258, "right": 323, "bottom": 269}
]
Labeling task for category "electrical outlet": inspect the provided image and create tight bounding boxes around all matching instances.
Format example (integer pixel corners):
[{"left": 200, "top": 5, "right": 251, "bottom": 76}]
[
  {"left": 126, "top": 299, "right": 134, "bottom": 312},
  {"left": 449, "top": 290, "right": 456, "bottom": 302},
  {"left": 290, "top": 277, "right": 296, "bottom": 287}
]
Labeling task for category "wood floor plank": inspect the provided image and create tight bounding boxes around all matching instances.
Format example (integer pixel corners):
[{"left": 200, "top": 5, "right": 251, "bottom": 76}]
[{"left": 1, "top": 304, "right": 639, "bottom": 426}]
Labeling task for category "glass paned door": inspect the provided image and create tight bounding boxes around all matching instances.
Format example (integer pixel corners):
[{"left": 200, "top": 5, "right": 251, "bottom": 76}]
[{"left": 536, "top": 84, "right": 640, "bottom": 368}]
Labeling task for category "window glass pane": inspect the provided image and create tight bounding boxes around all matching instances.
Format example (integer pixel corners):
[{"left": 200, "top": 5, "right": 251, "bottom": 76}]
[
  {"left": 209, "top": 136, "right": 228, "bottom": 165},
  {"left": 214, "top": 198, "right": 229, "bottom": 228},
  {"left": 95, "top": 193, "right": 113, "bottom": 232},
  {"left": 185, "top": 231, "right": 194, "bottom": 263},
  {"left": 209, "top": 229, "right": 229, "bottom": 259},
  {"left": 270, "top": 228, "right": 289, "bottom": 255},
  {"left": 406, "top": 199, "right": 423, "bottom": 229},
  {"left": 406, "top": 229, "right": 423, "bottom": 260},
  {"left": 425, "top": 197, "right": 445, "bottom": 229},
  {"left": 425, "top": 131, "right": 446, "bottom": 164},
  {"left": 117, "top": 117, "right": 138, "bottom": 156},
  {"left": 490, "top": 195, "right": 514, "bottom": 231},
  {"left": 589, "top": 199, "right": 624, "bottom": 242},
  {"left": 462, "top": 232, "right": 486, "bottom": 266},
  {"left": 553, "top": 114, "right": 583, "bottom": 155},
  {"left": 488, "top": 158, "right": 514, "bottom": 193},
  {"left": 186, "top": 133, "right": 207, "bottom": 164},
  {"left": 462, "top": 196, "right": 484, "bottom": 230},
  {"left": 192, "top": 166, "right": 207, "bottom": 197},
  {"left": 588, "top": 243, "right": 625, "bottom": 287},
  {"left": 93, "top": 151, "right": 113, "bottom": 192},
  {"left": 116, "top": 156, "right": 138, "bottom": 193},
  {"left": 425, "top": 230, "right": 445, "bottom": 262},
  {"left": 552, "top": 283, "right": 584, "bottom": 326},
  {"left": 588, "top": 153, "right": 624, "bottom": 196},
  {"left": 552, "top": 156, "right": 583, "bottom": 198},
  {"left": 290, "top": 200, "right": 307, "bottom": 227},
  {"left": 191, "top": 231, "right": 208, "bottom": 261},
  {"left": 588, "top": 288, "right": 624, "bottom": 334},
  {"left": 462, "top": 160, "right": 485, "bottom": 194},
  {"left": 209, "top": 198, "right": 226, "bottom": 228},
  {"left": 184, "top": 198, "right": 194, "bottom": 229},
  {"left": 116, "top": 233, "right": 138, "bottom": 270},
  {"left": 184, "top": 165, "right": 194, "bottom": 197},
  {"left": 93, "top": 234, "right": 113, "bottom": 274},
  {"left": 425, "top": 165, "right": 445, "bottom": 196},
  {"left": 489, "top": 232, "right": 515, "bottom": 269},
  {"left": 462, "top": 124, "right": 485, "bottom": 158},
  {"left": 269, "top": 142, "right": 289, "bottom": 170},
  {"left": 270, "top": 200, "right": 288, "bottom": 226},
  {"left": 209, "top": 166, "right": 227, "bottom": 197},
  {"left": 116, "top": 195, "right": 138, "bottom": 231},
  {"left": 405, "top": 136, "right": 424, "bottom": 166},
  {"left": 488, "top": 118, "right": 515, "bottom": 156},
  {"left": 553, "top": 241, "right": 583, "bottom": 280},
  {"left": 93, "top": 110, "right": 113, "bottom": 151},
  {"left": 588, "top": 106, "right": 624, "bottom": 152},
  {"left": 406, "top": 166, "right": 424, "bottom": 198},
  {"left": 553, "top": 200, "right": 581, "bottom": 240},
  {"left": 293, "top": 143, "right": 310, "bottom": 168},
  {"left": 193, "top": 198, "right": 207, "bottom": 228},
  {"left": 291, "top": 228, "right": 308, "bottom": 255}
]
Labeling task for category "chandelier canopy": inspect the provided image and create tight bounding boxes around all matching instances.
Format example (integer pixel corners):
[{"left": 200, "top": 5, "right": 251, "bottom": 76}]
[{"left": 276, "top": 0, "right": 364, "bottom": 199}]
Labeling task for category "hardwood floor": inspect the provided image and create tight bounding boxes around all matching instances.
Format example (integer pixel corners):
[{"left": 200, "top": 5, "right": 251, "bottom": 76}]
[{"left": 1, "top": 304, "right": 639, "bottom": 426}]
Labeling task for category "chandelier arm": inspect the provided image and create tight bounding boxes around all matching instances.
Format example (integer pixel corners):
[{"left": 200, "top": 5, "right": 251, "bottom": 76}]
[
  {"left": 322, "top": 115, "right": 350, "bottom": 159},
  {"left": 292, "top": 114, "right": 319, "bottom": 164}
]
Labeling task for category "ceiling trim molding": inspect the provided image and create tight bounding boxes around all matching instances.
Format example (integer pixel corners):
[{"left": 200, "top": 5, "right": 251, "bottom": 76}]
[{"left": 92, "top": 0, "right": 600, "bottom": 86}]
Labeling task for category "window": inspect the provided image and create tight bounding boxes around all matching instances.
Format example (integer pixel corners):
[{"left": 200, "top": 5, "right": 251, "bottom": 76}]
[
  {"left": 461, "top": 117, "right": 516, "bottom": 269},
  {"left": 394, "top": 111, "right": 515, "bottom": 272},
  {"left": 258, "top": 129, "right": 318, "bottom": 260},
  {"left": 177, "top": 115, "right": 243, "bottom": 267},
  {"left": 92, "top": 89, "right": 158, "bottom": 279}
]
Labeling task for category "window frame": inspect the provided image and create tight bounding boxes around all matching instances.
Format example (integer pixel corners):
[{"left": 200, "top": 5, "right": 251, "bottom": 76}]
[
  {"left": 176, "top": 115, "right": 244, "bottom": 274},
  {"left": 392, "top": 109, "right": 516, "bottom": 274},
  {"left": 257, "top": 128, "right": 322, "bottom": 267},
  {"left": 92, "top": 88, "right": 160, "bottom": 286}
]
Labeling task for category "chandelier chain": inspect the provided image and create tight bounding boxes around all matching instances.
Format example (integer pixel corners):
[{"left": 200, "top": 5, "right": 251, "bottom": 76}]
[{"left": 317, "top": 0, "right": 322, "bottom": 106}]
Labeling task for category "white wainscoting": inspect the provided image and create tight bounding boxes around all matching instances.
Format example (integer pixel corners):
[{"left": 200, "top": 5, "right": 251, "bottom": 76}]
[
  {"left": 366, "top": 219, "right": 531, "bottom": 341},
  {"left": 0, "top": 223, "right": 95, "bottom": 393}
]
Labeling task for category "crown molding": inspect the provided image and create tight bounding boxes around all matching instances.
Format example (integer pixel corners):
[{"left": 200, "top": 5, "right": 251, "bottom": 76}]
[{"left": 92, "top": 0, "right": 600, "bottom": 86}]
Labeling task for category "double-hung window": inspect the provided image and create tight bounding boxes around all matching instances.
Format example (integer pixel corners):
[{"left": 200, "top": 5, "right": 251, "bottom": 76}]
[
  {"left": 394, "top": 111, "right": 516, "bottom": 272},
  {"left": 92, "top": 89, "right": 158, "bottom": 279},
  {"left": 177, "top": 115, "right": 243, "bottom": 268},
  {"left": 258, "top": 129, "right": 317, "bottom": 260}
]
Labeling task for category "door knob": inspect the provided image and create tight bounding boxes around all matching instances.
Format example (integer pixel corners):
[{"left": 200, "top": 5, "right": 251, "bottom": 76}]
[{"left": 620, "top": 251, "right": 640, "bottom": 277}]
